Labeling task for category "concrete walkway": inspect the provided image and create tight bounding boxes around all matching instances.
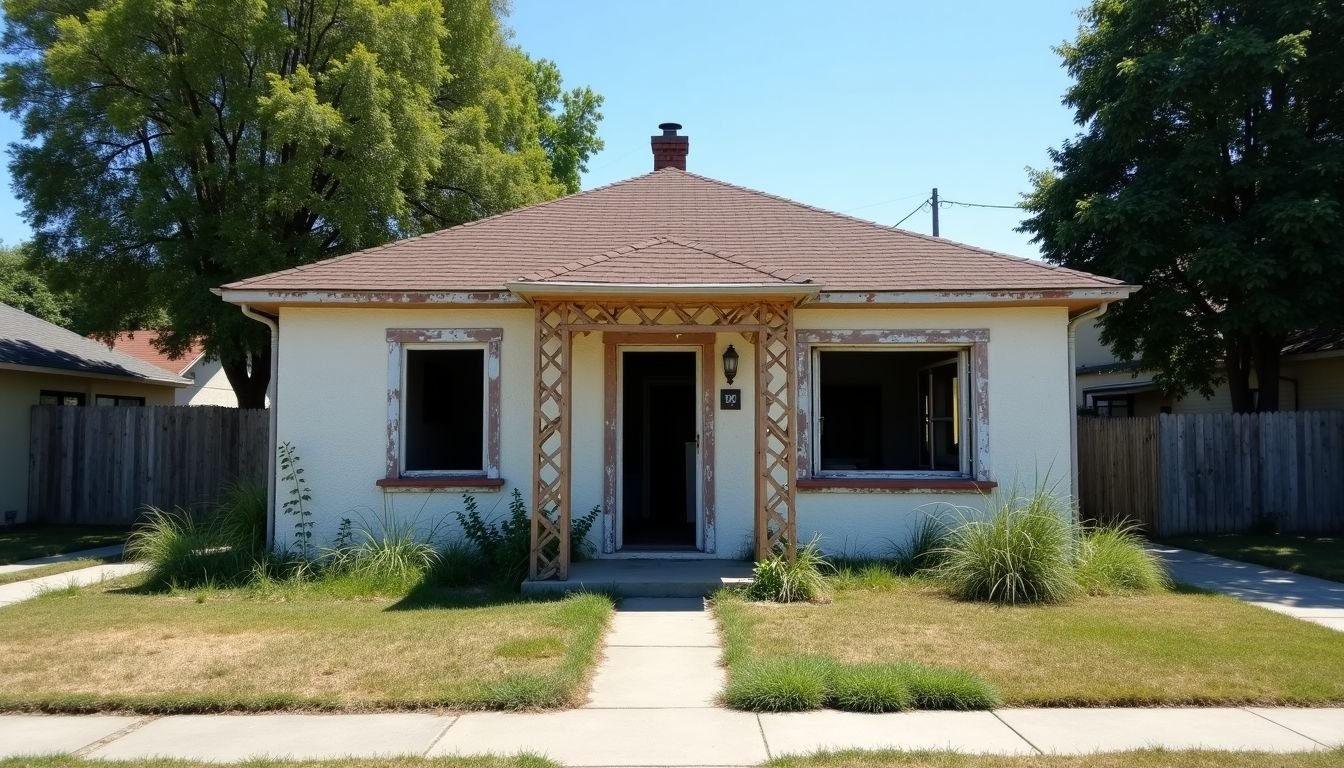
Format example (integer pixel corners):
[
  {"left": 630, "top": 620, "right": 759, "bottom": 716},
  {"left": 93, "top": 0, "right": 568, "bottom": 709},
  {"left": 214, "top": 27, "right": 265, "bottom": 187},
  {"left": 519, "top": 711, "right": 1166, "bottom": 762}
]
[
  {"left": 0, "top": 544, "right": 125, "bottom": 576},
  {"left": 1154, "top": 545, "right": 1344, "bottom": 631},
  {"left": 2, "top": 707, "right": 1341, "bottom": 763},
  {"left": 0, "top": 562, "right": 146, "bottom": 608}
]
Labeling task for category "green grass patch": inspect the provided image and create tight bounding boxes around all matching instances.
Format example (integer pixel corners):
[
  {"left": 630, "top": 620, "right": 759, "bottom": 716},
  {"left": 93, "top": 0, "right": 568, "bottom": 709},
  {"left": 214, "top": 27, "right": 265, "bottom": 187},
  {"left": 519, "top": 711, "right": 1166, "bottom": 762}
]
[
  {"left": 765, "top": 748, "right": 1344, "bottom": 768},
  {"left": 714, "top": 576, "right": 1344, "bottom": 707},
  {"left": 0, "top": 576, "right": 612, "bottom": 714},
  {"left": 1076, "top": 527, "right": 1169, "bottom": 596},
  {"left": 0, "top": 525, "right": 128, "bottom": 564},
  {"left": 723, "top": 655, "right": 833, "bottom": 711},
  {"left": 1163, "top": 533, "right": 1344, "bottom": 582},
  {"left": 828, "top": 663, "right": 914, "bottom": 713}
]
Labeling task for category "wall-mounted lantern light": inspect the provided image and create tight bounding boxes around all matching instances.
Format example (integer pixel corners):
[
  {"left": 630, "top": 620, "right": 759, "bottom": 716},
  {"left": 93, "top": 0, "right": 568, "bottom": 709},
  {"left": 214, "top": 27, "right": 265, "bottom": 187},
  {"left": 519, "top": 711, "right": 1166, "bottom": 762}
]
[{"left": 723, "top": 345, "right": 740, "bottom": 385}]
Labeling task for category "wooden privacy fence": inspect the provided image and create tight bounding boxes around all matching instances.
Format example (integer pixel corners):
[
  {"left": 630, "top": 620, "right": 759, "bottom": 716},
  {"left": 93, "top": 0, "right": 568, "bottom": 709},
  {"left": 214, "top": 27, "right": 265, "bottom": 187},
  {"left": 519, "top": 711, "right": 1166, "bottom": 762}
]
[
  {"left": 1078, "top": 411, "right": 1344, "bottom": 535},
  {"left": 28, "top": 406, "right": 268, "bottom": 525}
]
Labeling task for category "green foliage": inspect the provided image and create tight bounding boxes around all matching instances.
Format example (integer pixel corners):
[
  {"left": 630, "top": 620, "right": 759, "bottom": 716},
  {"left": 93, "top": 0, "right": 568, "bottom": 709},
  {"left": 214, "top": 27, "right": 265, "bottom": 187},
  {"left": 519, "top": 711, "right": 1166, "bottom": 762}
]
[
  {"left": 747, "top": 537, "right": 832, "bottom": 603},
  {"left": 277, "top": 442, "right": 314, "bottom": 559},
  {"left": 829, "top": 561, "right": 902, "bottom": 591},
  {"left": 1076, "top": 525, "right": 1169, "bottom": 596},
  {"left": 127, "top": 505, "right": 258, "bottom": 589},
  {"left": 896, "top": 515, "right": 951, "bottom": 573},
  {"left": 722, "top": 656, "right": 833, "bottom": 712},
  {"left": 828, "top": 663, "right": 914, "bottom": 713},
  {"left": 1019, "top": 0, "right": 1344, "bottom": 412},
  {"left": 935, "top": 491, "right": 1080, "bottom": 605},
  {"left": 453, "top": 489, "right": 599, "bottom": 587},
  {"left": 0, "top": 244, "right": 72, "bottom": 327},
  {"left": 897, "top": 662, "right": 1001, "bottom": 710},
  {"left": 1, "top": 0, "right": 602, "bottom": 407}
]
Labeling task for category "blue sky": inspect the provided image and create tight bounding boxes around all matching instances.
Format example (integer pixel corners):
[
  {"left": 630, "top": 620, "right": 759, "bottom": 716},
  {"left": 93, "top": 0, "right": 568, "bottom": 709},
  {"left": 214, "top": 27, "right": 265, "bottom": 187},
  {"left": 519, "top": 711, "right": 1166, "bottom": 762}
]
[{"left": 0, "top": 0, "right": 1088, "bottom": 258}]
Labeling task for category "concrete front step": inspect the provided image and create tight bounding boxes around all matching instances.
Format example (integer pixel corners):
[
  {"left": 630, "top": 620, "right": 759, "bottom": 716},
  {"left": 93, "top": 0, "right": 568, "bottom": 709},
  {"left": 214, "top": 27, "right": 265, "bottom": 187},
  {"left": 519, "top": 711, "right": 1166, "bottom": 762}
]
[{"left": 521, "top": 558, "right": 752, "bottom": 597}]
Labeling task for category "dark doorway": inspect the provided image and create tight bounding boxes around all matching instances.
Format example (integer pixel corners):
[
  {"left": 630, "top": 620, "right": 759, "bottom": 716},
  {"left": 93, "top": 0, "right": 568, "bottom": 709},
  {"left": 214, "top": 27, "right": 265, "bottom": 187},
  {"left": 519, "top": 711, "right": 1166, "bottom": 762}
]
[{"left": 621, "top": 351, "right": 698, "bottom": 548}]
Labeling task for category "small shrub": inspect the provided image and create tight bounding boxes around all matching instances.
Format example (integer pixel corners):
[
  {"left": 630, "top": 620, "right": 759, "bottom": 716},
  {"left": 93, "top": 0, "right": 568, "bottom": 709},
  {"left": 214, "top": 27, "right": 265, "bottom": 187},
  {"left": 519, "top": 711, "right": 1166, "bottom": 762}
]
[
  {"left": 828, "top": 663, "right": 914, "bottom": 712},
  {"left": 898, "top": 662, "right": 1000, "bottom": 710},
  {"left": 935, "top": 490, "right": 1078, "bottom": 605},
  {"left": 1076, "top": 525, "right": 1169, "bottom": 595},
  {"left": 896, "top": 514, "right": 950, "bottom": 573},
  {"left": 454, "top": 489, "right": 600, "bottom": 586},
  {"left": 723, "top": 656, "right": 833, "bottom": 711},
  {"left": 128, "top": 505, "right": 256, "bottom": 588},
  {"left": 747, "top": 537, "right": 832, "bottom": 603}
]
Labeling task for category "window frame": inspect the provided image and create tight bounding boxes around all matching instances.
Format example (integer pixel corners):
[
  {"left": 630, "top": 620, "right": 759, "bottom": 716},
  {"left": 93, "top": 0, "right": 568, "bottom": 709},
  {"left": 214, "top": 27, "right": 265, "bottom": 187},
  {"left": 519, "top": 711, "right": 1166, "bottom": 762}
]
[
  {"left": 39, "top": 390, "right": 86, "bottom": 406},
  {"left": 383, "top": 328, "right": 503, "bottom": 486},
  {"left": 94, "top": 394, "right": 145, "bottom": 407},
  {"left": 796, "top": 329, "right": 992, "bottom": 487}
]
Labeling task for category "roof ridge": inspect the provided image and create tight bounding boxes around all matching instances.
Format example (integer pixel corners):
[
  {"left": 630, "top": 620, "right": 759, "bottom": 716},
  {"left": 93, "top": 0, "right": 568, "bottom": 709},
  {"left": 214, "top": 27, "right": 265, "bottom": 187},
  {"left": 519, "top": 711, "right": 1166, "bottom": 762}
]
[
  {"left": 674, "top": 170, "right": 1126, "bottom": 287},
  {"left": 225, "top": 172, "right": 668, "bottom": 289},
  {"left": 519, "top": 234, "right": 813, "bottom": 284}
]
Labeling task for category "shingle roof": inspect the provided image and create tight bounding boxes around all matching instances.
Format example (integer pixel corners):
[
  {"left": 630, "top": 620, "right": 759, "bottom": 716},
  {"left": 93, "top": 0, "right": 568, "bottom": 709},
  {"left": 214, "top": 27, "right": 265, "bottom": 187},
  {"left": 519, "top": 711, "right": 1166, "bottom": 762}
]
[
  {"left": 1283, "top": 328, "right": 1344, "bottom": 357},
  {"left": 520, "top": 236, "right": 813, "bottom": 285},
  {"left": 0, "top": 303, "right": 189, "bottom": 385},
  {"left": 103, "top": 331, "right": 205, "bottom": 376},
  {"left": 224, "top": 168, "right": 1125, "bottom": 294}
]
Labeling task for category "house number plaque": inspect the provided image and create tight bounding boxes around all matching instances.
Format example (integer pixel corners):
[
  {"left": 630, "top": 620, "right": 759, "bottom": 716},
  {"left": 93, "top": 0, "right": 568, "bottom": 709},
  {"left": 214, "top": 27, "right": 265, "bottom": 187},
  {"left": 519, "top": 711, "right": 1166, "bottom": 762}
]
[{"left": 720, "top": 389, "right": 741, "bottom": 410}]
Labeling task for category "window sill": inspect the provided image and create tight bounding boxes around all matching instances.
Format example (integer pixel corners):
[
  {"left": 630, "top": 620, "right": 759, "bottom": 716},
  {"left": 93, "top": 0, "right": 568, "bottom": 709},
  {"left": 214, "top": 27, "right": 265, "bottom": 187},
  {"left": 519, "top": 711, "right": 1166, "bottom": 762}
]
[
  {"left": 377, "top": 477, "right": 505, "bottom": 490},
  {"left": 797, "top": 477, "right": 997, "bottom": 493}
]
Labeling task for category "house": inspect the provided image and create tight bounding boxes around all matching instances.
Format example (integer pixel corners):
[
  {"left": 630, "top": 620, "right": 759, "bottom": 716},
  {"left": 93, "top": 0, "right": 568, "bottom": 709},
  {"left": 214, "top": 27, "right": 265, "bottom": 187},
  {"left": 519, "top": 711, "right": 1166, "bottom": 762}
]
[
  {"left": 0, "top": 303, "right": 189, "bottom": 524},
  {"left": 217, "top": 124, "right": 1135, "bottom": 580},
  {"left": 104, "top": 331, "right": 238, "bottom": 407},
  {"left": 1075, "top": 321, "right": 1344, "bottom": 415}
]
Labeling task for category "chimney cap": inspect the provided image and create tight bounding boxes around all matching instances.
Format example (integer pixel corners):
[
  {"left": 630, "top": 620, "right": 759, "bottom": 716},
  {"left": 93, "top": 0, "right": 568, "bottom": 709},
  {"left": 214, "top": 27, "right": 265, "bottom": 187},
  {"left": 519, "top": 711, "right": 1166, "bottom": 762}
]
[{"left": 658, "top": 122, "right": 682, "bottom": 135}]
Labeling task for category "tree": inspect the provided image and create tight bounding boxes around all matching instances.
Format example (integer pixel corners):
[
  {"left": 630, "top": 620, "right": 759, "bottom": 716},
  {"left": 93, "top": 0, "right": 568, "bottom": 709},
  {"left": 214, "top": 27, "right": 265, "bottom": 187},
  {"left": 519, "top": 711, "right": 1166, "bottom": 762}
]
[
  {"left": 2, "top": 0, "right": 602, "bottom": 407},
  {"left": 1020, "top": 1, "right": 1344, "bottom": 412},
  {"left": 0, "top": 244, "right": 73, "bottom": 327}
]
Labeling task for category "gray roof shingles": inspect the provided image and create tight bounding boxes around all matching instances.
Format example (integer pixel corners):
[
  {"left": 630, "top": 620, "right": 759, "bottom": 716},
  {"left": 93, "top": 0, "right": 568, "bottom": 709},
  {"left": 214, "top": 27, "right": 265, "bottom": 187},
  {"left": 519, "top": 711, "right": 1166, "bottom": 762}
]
[{"left": 0, "top": 303, "right": 189, "bottom": 385}]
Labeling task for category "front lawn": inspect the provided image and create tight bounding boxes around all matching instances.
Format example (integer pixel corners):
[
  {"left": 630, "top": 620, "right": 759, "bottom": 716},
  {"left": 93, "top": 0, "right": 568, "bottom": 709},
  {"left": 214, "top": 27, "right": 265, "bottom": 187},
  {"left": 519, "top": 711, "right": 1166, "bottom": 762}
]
[
  {"left": 767, "top": 750, "right": 1344, "bottom": 768},
  {"left": 1162, "top": 533, "right": 1344, "bottom": 582},
  {"left": 714, "top": 578, "right": 1344, "bottom": 707},
  {"left": 0, "top": 578, "right": 612, "bottom": 713},
  {"left": 0, "top": 524, "right": 129, "bottom": 564}
]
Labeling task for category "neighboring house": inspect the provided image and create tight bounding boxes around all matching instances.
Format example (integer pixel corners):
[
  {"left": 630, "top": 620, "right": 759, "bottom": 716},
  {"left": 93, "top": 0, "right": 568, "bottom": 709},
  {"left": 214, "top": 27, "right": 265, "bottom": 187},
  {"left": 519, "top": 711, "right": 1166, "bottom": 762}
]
[
  {"left": 1076, "top": 321, "right": 1344, "bottom": 415},
  {"left": 0, "top": 303, "right": 189, "bottom": 524},
  {"left": 217, "top": 124, "right": 1135, "bottom": 579},
  {"left": 105, "top": 331, "right": 238, "bottom": 407}
]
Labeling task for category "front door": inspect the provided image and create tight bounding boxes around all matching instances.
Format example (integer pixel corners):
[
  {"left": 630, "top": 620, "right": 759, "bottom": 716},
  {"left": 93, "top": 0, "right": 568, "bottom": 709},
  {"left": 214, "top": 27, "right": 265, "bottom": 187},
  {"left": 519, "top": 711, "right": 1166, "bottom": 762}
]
[{"left": 619, "top": 349, "right": 700, "bottom": 549}]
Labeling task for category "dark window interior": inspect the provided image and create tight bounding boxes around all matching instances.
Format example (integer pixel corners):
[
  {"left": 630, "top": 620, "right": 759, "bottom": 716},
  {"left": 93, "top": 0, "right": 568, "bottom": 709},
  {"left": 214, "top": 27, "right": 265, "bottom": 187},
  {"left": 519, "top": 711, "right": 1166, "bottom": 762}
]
[
  {"left": 817, "top": 350, "right": 962, "bottom": 473},
  {"left": 95, "top": 395, "right": 145, "bottom": 407},
  {"left": 1092, "top": 396, "right": 1132, "bottom": 418},
  {"left": 404, "top": 348, "right": 485, "bottom": 472},
  {"left": 622, "top": 351, "right": 697, "bottom": 548},
  {"left": 39, "top": 390, "right": 85, "bottom": 406}
]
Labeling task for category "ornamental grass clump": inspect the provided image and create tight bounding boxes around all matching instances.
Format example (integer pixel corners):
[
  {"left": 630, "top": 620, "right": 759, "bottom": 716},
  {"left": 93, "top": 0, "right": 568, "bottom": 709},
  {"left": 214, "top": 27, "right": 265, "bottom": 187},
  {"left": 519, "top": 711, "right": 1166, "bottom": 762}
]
[
  {"left": 936, "top": 490, "right": 1078, "bottom": 605},
  {"left": 1075, "top": 524, "right": 1169, "bottom": 595},
  {"left": 747, "top": 537, "right": 832, "bottom": 603},
  {"left": 722, "top": 656, "right": 833, "bottom": 711},
  {"left": 827, "top": 663, "right": 914, "bottom": 713},
  {"left": 898, "top": 662, "right": 1001, "bottom": 710}
]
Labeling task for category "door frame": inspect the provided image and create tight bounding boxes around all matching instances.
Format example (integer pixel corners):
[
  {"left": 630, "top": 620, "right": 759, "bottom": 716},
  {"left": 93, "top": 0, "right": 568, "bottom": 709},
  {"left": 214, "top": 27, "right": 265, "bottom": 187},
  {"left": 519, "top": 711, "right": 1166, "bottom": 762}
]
[{"left": 602, "top": 333, "right": 717, "bottom": 555}]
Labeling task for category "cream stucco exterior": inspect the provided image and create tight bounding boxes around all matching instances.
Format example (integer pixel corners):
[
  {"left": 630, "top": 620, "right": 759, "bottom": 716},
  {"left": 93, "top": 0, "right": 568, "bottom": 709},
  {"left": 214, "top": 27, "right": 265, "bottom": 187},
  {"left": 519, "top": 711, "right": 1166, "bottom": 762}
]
[
  {"left": 271, "top": 303, "right": 1075, "bottom": 559},
  {"left": 176, "top": 357, "right": 239, "bottom": 407},
  {"left": 0, "top": 368, "right": 177, "bottom": 524}
]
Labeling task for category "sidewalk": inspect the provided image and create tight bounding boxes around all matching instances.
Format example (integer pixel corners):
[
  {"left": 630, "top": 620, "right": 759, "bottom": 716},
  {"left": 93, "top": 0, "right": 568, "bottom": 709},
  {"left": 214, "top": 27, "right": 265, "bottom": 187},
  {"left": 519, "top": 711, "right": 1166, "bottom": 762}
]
[
  {"left": 2, "top": 706, "right": 1341, "bottom": 763},
  {"left": 0, "top": 544, "right": 125, "bottom": 576},
  {"left": 1153, "top": 545, "right": 1344, "bottom": 631},
  {"left": 0, "top": 561, "right": 146, "bottom": 608}
]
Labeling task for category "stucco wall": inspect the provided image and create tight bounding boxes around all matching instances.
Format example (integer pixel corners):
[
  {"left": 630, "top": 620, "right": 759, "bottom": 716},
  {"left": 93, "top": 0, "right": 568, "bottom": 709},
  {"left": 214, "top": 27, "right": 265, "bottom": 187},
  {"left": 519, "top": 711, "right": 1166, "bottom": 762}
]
[
  {"left": 0, "top": 369, "right": 176, "bottom": 524},
  {"left": 177, "top": 358, "right": 239, "bottom": 407},
  {"left": 273, "top": 304, "right": 1076, "bottom": 560}
]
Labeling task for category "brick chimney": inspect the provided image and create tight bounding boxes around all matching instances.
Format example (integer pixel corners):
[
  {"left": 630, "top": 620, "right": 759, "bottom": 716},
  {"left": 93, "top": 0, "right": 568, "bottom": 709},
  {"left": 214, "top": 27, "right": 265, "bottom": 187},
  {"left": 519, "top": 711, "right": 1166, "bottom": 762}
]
[{"left": 651, "top": 122, "right": 688, "bottom": 171}]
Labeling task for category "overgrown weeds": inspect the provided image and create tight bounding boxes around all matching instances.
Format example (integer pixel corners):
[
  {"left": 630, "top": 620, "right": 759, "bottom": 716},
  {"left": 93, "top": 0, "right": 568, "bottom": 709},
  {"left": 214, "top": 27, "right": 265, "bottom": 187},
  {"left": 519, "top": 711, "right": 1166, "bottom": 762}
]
[
  {"left": 454, "top": 489, "right": 599, "bottom": 587},
  {"left": 1076, "top": 524, "right": 1168, "bottom": 595},
  {"left": 747, "top": 537, "right": 831, "bottom": 603}
]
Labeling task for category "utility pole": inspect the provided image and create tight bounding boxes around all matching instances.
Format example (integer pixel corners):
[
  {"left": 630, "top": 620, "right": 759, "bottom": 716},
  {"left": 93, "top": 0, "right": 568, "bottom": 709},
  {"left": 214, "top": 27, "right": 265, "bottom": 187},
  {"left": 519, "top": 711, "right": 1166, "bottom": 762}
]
[{"left": 931, "top": 187, "right": 940, "bottom": 237}]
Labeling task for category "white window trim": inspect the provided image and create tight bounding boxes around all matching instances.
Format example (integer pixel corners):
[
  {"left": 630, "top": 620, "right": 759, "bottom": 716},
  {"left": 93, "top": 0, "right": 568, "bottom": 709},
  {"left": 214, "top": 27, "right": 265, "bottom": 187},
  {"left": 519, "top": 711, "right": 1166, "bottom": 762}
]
[
  {"left": 385, "top": 328, "right": 502, "bottom": 480},
  {"left": 796, "top": 329, "right": 991, "bottom": 483}
]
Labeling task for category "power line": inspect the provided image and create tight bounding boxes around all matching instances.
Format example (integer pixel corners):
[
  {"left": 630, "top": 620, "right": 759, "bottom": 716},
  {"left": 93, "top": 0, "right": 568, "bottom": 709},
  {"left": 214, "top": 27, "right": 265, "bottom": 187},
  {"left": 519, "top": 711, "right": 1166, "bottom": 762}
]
[
  {"left": 892, "top": 199, "right": 930, "bottom": 228},
  {"left": 939, "top": 198, "right": 1023, "bottom": 210}
]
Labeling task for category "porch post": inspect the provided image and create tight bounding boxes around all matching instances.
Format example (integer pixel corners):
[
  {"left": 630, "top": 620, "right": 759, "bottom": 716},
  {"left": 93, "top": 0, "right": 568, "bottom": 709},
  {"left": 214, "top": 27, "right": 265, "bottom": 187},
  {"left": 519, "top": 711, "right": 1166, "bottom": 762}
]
[
  {"left": 754, "top": 301, "right": 798, "bottom": 559},
  {"left": 530, "top": 300, "right": 571, "bottom": 579}
]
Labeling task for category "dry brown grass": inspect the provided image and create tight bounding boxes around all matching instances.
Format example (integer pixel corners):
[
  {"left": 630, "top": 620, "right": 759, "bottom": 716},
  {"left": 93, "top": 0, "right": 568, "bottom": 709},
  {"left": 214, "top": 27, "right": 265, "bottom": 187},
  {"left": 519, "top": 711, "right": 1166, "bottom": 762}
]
[
  {"left": 0, "top": 580, "right": 611, "bottom": 712},
  {"left": 716, "top": 579, "right": 1344, "bottom": 706}
]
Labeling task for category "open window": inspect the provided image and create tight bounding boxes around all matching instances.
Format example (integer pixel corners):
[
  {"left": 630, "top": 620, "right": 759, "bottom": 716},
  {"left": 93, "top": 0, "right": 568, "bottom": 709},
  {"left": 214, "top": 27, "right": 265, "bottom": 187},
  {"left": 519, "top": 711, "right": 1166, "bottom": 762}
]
[
  {"left": 814, "top": 349, "right": 970, "bottom": 477},
  {"left": 402, "top": 347, "right": 486, "bottom": 474}
]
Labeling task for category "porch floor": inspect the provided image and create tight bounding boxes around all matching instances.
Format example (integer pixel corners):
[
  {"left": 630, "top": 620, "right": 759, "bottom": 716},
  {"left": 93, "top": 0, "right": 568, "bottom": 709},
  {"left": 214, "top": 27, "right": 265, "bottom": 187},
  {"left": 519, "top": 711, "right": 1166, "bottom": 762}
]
[{"left": 521, "top": 558, "right": 753, "bottom": 598}]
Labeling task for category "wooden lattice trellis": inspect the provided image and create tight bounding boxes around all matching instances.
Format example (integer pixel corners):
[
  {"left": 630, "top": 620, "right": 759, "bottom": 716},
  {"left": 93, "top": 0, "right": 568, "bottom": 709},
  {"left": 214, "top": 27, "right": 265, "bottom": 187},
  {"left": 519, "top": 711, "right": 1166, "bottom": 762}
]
[{"left": 529, "top": 298, "right": 799, "bottom": 579}]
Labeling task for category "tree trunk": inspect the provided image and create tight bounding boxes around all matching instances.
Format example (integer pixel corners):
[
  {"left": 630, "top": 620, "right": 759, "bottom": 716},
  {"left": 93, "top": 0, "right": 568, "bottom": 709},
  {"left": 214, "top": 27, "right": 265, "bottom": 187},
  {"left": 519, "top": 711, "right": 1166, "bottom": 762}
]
[
  {"left": 1224, "top": 337, "right": 1255, "bottom": 413},
  {"left": 1252, "top": 334, "right": 1286, "bottom": 412},
  {"left": 222, "top": 346, "right": 272, "bottom": 409}
]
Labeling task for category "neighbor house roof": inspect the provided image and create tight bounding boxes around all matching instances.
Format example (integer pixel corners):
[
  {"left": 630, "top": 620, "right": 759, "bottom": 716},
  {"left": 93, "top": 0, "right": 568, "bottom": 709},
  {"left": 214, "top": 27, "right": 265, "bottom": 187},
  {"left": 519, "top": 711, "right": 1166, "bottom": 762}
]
[
  {"left": 221, "top": 168, "right": 1130, "bottom": 300},
  {"left": 1282, "top": 328, "right": 1344, "bottom": 357},
  {"left": 0, "top": 303, "right": 189, "bottom": 386},
  {"left": 104, "top": 331, "right": 205, "bottom": 377}
]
